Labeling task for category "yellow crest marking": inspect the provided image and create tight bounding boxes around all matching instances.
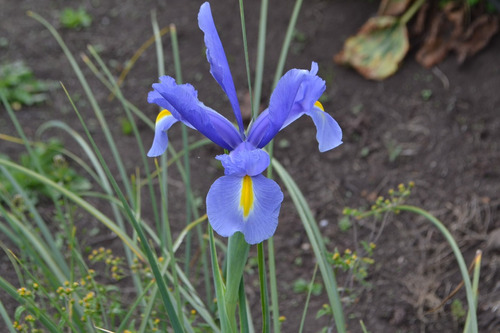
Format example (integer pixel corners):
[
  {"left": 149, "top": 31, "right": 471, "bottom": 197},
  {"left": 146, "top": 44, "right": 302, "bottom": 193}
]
[
  {"left": 314, "top": 101, "right": 324, "bottom": 111},
  {"left": 240, "top": 176, "right": 254, "bottom": 218},
  {"left": 156, "top": 109, "right": 172, "bottom": 124}
]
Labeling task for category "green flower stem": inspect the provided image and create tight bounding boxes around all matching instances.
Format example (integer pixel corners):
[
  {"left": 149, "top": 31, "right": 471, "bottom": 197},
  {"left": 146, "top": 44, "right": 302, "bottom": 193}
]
[
  {"left": 258, "top": 242, "right": 271, "bottom": 333},
  {"left": 238, "top": 0, "right": 254, "bottom": 119},
  {"left": 272, "top": 0, "right": 304, "bottom": 88},
  {"left": 225, "top": 232, "right": 250, "bottom": 331},
  {"left": 252, "top": 0, "right": 268, "bottom": 120},
  {"left": 267, "top": 236, "right": 280, "bottom": 333}
]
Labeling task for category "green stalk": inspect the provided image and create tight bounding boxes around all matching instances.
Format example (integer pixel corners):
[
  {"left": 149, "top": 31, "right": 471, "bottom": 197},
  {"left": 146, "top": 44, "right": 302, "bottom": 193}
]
[
  {"left": 267, "top": 235, "right": 280, "bottom": 333},
  {"left": 155, "top": 158, "right": 183, "bottom": 327},
  {"left": 258, "top": 242, "right": 271, "bottom": 333},
  {"left": 169, "top": 21, "right": 194, "bottom": 276},
  {"left": 298, "top": 264, "right": 319, "bottom": 333},
  {"left": 225, "top": 233, "right": 250, "bottom": 331},
  {"left": 151, "top": 14, "right": 186, "bottom": 328},
  {"left": 252, "top": 0, "right": 268, "bottom": 120},
  {"left": 209, "top": 227, "right": 232, "bottom": 332},
  {"left": 151, "top": 10, "right": 169, "bottom": 251},
  {"left": 238, "top": 0, "right": 254, "bottom": 120},
  {"left": 272, "top": 0, "right": 304, "bottom": 88},
  {"left": 264, "top": 1, "right": 305, "bottom": 329}
]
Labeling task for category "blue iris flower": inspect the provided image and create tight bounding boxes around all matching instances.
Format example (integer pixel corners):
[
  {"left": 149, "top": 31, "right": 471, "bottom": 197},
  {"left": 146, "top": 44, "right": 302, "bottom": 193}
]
[{"left": 147, "top": 2, "right": 342, "bottom": 244}]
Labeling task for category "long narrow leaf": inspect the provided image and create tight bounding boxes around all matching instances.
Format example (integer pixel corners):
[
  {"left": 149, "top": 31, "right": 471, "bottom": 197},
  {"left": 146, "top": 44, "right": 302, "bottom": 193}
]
[
  {"left": 272, "top": 159, "right": 346, "bottom": 333},
  {"left": 0, "top": 158, "right": 144, "bottom": 261},
  {"left": 209, "top": 228, "right": 231, "bottom": 332}
]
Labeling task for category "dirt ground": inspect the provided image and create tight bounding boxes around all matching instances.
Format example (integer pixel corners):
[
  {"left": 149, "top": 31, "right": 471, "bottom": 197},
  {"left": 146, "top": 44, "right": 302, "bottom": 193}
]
[{"left": 1, "top": 0, "right": 500, "bottom": 332}]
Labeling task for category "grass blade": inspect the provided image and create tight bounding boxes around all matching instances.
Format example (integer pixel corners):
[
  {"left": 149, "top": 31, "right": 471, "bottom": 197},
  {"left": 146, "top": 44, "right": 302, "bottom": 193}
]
[
  {"left": 272, "top": 158, "right": 346, "bottom": 333},
  {"left": 209, "top": 227, "right": 231, "bottom": 332},
  {"left": 298, "top": 264, "right": 319, "bottom": 333}
]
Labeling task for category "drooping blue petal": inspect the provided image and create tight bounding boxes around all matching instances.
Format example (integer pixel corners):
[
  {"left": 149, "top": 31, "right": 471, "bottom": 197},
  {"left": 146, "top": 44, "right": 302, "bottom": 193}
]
[
  {"left": 246, "top": 62, "right": 342, "bottom": 152},
  {"left": 198, "top": 2, "right": 245, "bottom": 136},
  {"left": 206, "top": 174, "right": 283, "bottom": 245},
  {"left": 148, "top": 75, "right": 242, "bottom": 150},
  {"left": 307, "top": 103, "right": 343, "bottom": 152},
  {"left": 147, "top": 110, "right": 179, "bottom": 157},
  {"left": 216, "top": 142, "right": 270, "bottom": 177},
  {"left": 247, "top": 63, "right": 325, "bottom": 148}
]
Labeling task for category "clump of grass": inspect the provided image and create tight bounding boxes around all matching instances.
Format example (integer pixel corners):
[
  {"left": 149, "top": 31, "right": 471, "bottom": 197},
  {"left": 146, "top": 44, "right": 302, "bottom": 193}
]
[
  {"left": 0, "top": 61, "right": 51, "bottom": 110},
  {"left": 60, "top": 8, "right": 92, "bottom": 30},
  {"left": 0, "top": 139, "right": 91, "bottom": 205}
]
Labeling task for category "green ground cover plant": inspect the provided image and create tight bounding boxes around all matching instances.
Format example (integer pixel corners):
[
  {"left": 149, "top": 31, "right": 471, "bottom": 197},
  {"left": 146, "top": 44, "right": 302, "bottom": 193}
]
[{"left": 0, "top": 61, "right": 51, "bottom": 110}]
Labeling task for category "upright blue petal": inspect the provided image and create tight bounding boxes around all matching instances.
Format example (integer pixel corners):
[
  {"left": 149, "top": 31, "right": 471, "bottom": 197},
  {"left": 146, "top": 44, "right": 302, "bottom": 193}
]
[
  {"left": 206, "top": 174, "right": 283, "bottom": 245},
  {"left": 149, "top": 75, "right": 242, "bottom": 151},
  {"left": 216, "top": 142, "right": 270, "bottom": 177},
  {"left": 147, "top": 110, "right": 179, "bottom": 157},
  {"left": 198, "top": 2, "right": 245, "bottom": 136}
]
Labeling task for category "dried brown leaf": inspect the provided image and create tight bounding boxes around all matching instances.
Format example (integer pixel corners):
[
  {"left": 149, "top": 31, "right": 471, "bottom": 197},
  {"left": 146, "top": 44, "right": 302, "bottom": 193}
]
[
  {"left": 334, "top": 16, "right": 409, "bottom": 80},
  {"left": 453, "top": 15, "right": 499, "bottom": 63}
]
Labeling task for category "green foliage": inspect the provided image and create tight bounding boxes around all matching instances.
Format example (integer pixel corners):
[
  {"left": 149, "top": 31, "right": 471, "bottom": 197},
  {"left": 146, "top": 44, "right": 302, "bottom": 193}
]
[
  {"left": 0, "top": 61, "right": 51, "bottom": 110},
  {"left": 327, "top": 245, "right": 375, "bottom": 287},
  {"left": 59, "top": 8, "right": 92, "bottom": 29},
  {"left": 421, "top": 89, "right": 433, "bottom": 101},
  {"left": 120, "top": 117, "right": 133, "bottom": 136},
  {"left": 338, "top": 216, "right": 352, "bottom": 231},
  {"left": 293, "top": 278, "right": 323, "bottom": 296},
  {"left": 385, "top": 139, "right": 403, "bottom": 163},
  {"left": 0, "top": 140, "right": 91, "bottom": 204},
  {"left": 451, "top": 299, "right": 467, "bottom": 322}
]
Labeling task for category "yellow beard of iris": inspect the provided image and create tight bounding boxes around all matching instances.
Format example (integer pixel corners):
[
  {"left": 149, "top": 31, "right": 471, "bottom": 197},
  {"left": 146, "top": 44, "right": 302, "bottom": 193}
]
[
  {"left": 156, "top": 109, "right": 172, "bottom": 123},
  {"left": 314, "top": 100, "right": 324, "bottom": 111},
  {"left": 240, "top": 176, "right": 254, "bottom": 218}
]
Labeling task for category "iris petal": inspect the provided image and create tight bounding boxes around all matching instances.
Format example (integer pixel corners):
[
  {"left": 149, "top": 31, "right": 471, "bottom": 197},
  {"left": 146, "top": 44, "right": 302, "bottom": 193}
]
[
  {"left": 248, "top": 63, "right": 325, "bottom": 148},
  {"left": 216, "top": 142, "right": 270, "bottom": 177},
  {"left": 147, "top": 111, "right": 179, "bottom": 157},
  {"left": 247, "top": 62, "right": 342, "bottom": 152},
  {"left": 307, "top": 103, "right": 343, "bottom": 152},
  {"left": 198, "top": 2, "right": 245, "bottom": 136},
  {"left": 206, "top": 174, "right": 283, "bottom": 245},
  {"left": 148, "top": 75, "right": 242, "bottom": 150}
]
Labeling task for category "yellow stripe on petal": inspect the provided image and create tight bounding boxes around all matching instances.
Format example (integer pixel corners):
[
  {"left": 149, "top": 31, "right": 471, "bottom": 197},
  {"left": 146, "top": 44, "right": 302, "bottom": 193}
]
[
  {"left": 314, "top": 101, "right": 324, "bottom": 112},
  {"left": 240, "top": 175, "right": 254, "bottom": 218},
  {"left": 156, "top": 109, "right": 172, "bottom": 124}
]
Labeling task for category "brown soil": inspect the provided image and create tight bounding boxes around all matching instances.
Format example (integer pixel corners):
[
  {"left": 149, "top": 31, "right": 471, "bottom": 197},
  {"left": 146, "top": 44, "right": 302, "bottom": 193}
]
[{"left": 1, "top": 0, "right": 499, "bottom": 332}]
